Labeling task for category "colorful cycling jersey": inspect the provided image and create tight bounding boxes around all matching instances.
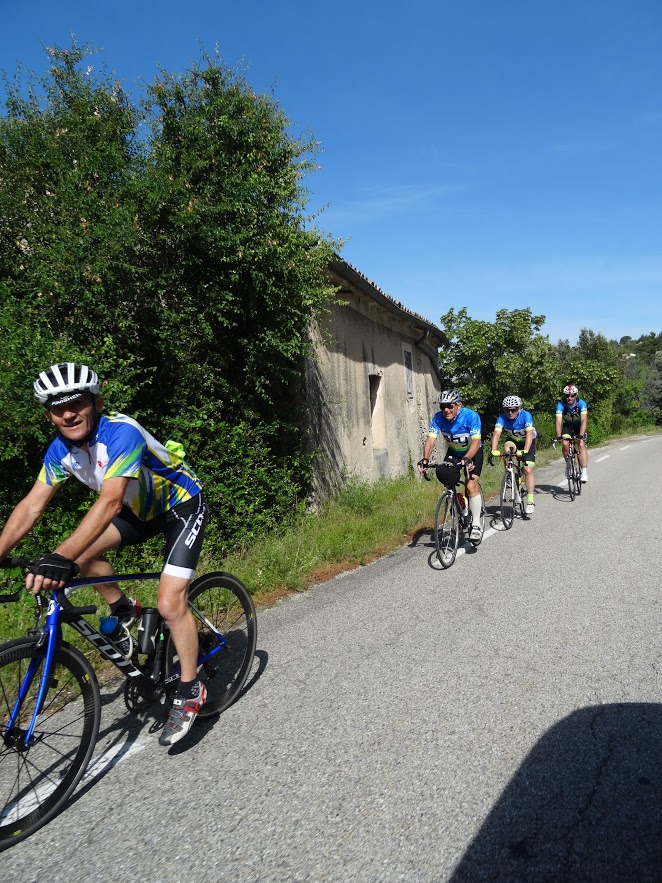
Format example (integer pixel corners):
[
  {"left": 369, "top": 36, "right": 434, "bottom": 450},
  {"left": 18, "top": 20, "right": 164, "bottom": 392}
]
[
  {"left": 427, "top": 407, "right": 482, "bottom": 456},
  {"left": 38, "top": 413, "right": 202, "bottom": 521},
  {"left": 556, "top": 399, "right": 588, "bottom": 427},
  {"left": 494, "top": 409, "right": 537, "bottom": 443}
]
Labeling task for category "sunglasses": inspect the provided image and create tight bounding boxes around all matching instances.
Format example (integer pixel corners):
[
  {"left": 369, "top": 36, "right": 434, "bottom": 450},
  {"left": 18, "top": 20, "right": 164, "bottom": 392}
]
[
  {"left": 505, "top": 407, "right": 519, "bottom": 413},
  {"left": 441, "top": 404, "right": 457, "bottom": 411}
]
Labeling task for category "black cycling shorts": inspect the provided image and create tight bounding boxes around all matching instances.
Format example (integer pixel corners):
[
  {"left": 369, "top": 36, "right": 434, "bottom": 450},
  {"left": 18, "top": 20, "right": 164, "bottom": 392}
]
[
  {"left": 446, "top": 447, "right": 483, "bottom": 478},
  {"left": 112, "top": 491, "right": 208, "bottom": 580},
  {"left": 562, "top": 424, "right": 585, "bottom": 439},
  {"left": 506, "top": 438, "right": 537, "bottom": 463}
]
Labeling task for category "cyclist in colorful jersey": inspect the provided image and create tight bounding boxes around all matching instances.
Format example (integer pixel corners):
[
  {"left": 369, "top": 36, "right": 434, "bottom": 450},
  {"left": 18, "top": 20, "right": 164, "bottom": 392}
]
[
  {"left": 417, "top": 389, "right": 484, "bottom": 541},
  {"left": 490, "top": 395, "right": 537, "bottom": 515},
  {"left": 0, "top": 363, "right": 208, "bottom": 746},
  {"left": 555, "top": 383, "right": 588, "bottom": 482}
]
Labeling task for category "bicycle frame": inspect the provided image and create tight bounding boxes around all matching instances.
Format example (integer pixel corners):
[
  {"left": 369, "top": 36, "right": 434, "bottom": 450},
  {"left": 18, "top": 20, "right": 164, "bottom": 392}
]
[{"left": 4, "top": 570, "right": 228, "bottom": 750}]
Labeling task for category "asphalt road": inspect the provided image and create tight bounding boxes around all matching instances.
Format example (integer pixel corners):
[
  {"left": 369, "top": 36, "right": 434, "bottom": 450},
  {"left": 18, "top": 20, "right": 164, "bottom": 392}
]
[{"left": 4, "top": 435, "right": 662, "bottom": 883}]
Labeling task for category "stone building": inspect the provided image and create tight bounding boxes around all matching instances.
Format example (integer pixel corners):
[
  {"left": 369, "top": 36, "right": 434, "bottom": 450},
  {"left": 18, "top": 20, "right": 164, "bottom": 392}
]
[{"left": 306, "top": 256, "right": 447, "bottom": 495}]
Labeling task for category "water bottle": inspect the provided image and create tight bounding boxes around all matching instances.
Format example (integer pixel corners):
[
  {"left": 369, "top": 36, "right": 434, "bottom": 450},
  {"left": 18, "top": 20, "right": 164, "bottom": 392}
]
[
  {"left": 457, "top": 492, "right": 469, "bottom": 518},
  {"left": 137, "top": 607, "right": 160, "bottom": 654},
  {"left": 99, "top": 615, "right": 131, "bottom": 651}
]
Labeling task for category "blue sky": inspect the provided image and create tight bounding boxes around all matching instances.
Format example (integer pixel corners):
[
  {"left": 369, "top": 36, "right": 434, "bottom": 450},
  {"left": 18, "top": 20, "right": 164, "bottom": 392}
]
[{"left": 2, "top": 0, "right": 660, "bottom": 345}]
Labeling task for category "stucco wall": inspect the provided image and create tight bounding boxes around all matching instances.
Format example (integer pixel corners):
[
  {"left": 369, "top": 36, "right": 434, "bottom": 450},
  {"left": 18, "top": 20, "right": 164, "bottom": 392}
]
[{"left": 306, "top": 289, "right": 442, "bottom": 493}]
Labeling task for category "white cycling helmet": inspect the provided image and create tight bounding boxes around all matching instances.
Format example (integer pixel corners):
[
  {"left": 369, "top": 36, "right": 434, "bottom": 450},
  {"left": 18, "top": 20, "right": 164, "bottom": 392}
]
[
  {"left": 34, "top": 362, "right": 100, "bottom": 406},
  {"left": 562, "top": 384, "right": 578, "bottom": 397},
  {"left": 439, "top": 389, "right": 462, "bottom": 405},
  {"left": 502, "top": 395, "right": 522, "bottom": 409}
]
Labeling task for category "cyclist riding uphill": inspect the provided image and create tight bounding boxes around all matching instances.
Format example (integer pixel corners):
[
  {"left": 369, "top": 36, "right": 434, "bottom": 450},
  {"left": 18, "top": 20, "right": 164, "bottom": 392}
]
[
  {"left": 490, "top": 396, "right": 537, "bottom": 515},
  {"left": 417, "top": 389, "right": 483, "bottom": 542},
  {"left": 555, "top": 383, "right": 588, "bottom": 483},
  {"left": 0, "top": 362, "right": 208, "bottom": 747}
]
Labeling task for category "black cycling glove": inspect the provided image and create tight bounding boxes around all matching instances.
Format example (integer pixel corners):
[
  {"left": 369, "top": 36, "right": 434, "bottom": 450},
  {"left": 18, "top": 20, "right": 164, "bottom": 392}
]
[
  {"left": 29, "top": 553, "right": 79, "bottom": 583},
  {"left": 417, "top": 458, "right": 429, "bottom": 469}
]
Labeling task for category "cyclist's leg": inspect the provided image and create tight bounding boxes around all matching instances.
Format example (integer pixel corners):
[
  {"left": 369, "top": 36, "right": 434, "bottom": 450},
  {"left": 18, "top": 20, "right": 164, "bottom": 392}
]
[
  {"left": 158, "top": 573, "right": 198, "bottom": 681},
  {"left": 522, "top": 439, "right": 536, "bottom": 496},
  {"left": 74, "top": 522, "right": 124, "bottom": 604},
  {"left": 465, "top": 449, "right": 484, "bottom": 537},
  {"left": 158, "top": 493, "right": 209, "bottom": 683},
  {"left": 578, "top": 433, "right": 588, "bottom": 473},
  {"left": 465, "top": 447, "right": 483, "bottom": 498}
]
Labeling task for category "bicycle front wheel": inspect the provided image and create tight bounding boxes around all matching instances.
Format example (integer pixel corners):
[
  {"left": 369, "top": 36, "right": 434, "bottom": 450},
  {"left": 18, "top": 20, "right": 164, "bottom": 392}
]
[
  {"left": 0, "top": 637, "right": 100, "bottom": 852},
  {"left": 435, "top": 491, "right": 459, "bottom": 568},
  {"left": 500, "top": 470, "right": 515, "bottom": 529},
  {"left": 167, "top": 572, "right": 257, "bottom": 716}
]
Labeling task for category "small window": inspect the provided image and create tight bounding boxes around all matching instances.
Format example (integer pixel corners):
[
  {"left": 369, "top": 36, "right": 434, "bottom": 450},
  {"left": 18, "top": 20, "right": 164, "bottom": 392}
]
[{"left": 403, "top": 347, "right": 414, "bottom": 400}]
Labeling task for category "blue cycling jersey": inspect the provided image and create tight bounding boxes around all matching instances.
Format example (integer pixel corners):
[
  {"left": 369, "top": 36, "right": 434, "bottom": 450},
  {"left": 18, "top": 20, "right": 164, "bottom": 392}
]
[
  {"left": 556, "top": 399, "right": 588, "bottom": 427},
  {"left": 428, "top": 407, "right": 482, "bottom": 456},
  {"left": 38, "top": 413, "right": 202, "bottom": 521},
  {"left": 495, "top": 409, "right": 537, "bottom": 442}
]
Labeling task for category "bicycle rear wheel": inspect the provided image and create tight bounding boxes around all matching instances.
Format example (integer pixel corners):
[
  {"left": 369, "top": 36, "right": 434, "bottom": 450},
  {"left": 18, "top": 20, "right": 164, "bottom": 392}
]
[
  {"left": 566, "top": 457, "right": 575, "bottom": 501},
  {"left": 573, "top": 456, "right": 582, "bottom": 496},
  {"left": 435, "top": 491, "right": 459, "bottom": 568},
  {"left": 500, "top": 470, "right": 515, "bottom": 529},
  {"left": 0, "top": 637, "right": 100, "bottom": 852},
  {"left": 517, "top": 472, "right": 528, "bottom": 519},
  {"left": 166, "top": 572, "right": 257, "bottom": 716}
]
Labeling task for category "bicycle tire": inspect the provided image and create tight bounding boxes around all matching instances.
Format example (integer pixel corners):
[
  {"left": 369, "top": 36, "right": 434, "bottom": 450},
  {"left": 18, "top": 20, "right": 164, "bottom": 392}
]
[
  {"left": 517, "top": 472, "right": 528, "bottom": 519},
  {"left": 469, "top": 483, "right": 486, "bottom": 546},
  {"left": 574, "top": 457, "right": 582, "bottom": 496},
  {"left": 0, "top": 637, "right": 100, "bottom": 852},
  {"left": 435, "top": 491, "right": 459, "bottom": 568},
  {"left": 500, "top": 470, "right": 515, "bottom": 529},
  {"left": 166, "top": 572, "right": 257, "bottom": 716},
  {"left": 566, "top": 457, "right": 575, "bottom": 501}
]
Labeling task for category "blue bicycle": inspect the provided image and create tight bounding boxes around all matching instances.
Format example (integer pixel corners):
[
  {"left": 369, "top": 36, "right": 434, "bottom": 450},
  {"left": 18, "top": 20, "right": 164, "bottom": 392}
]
[{"left": 0, "top": 558, "right": 257, "bottom": 850}]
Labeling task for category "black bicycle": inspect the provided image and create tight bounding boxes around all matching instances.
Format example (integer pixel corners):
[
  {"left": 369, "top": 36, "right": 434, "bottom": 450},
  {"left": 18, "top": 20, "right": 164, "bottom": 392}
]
[
  {"left": 0, "top": 559, "right": 257, "bottom": 851},
  {"left": 423, "top": 461, "right": 485, "bottom": 569},
  {"left": 559, "top": 433, "right": 583, "bottom": 500},
  {"left": 489, "top": 449, "right": 527, "bottom": 529}
]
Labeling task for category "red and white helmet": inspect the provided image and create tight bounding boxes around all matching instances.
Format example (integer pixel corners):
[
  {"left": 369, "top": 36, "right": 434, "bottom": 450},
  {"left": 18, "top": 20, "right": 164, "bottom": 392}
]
[
  {"left": 562, "top": 384, "right": 578, "bottom": 397},
  {"left": 34, "top": 362, "right": 100, "bottom": 406}
]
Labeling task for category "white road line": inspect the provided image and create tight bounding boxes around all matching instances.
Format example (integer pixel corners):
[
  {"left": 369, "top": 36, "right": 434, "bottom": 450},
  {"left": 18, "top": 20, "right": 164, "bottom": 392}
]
[
  {"left": 0, "top": 737, "right": 147, "bottom": 824},
  {"left": 594, "top": 455, "right": 610, "bottom": 462},
  {"left": 81, "top": 736, "right": 147, "bottom": 786},
  {"left": 619, "top": 445, "right": 631, "bottom": 451}
]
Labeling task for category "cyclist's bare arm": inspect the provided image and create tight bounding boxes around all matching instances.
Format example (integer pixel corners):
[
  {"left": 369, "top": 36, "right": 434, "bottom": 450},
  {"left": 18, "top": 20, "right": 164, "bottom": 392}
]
[
  {"left": 27, "top": 476, "right": 131, "bottom": 594},
  {"left": 490, "top": 428, "right": 502, "bottom": 453},
  {"left": 0, "top": 480, "right": 57, "bottom": 562},
  {"left": 418, "top": 435, "right": 436, "bottom": 470}
]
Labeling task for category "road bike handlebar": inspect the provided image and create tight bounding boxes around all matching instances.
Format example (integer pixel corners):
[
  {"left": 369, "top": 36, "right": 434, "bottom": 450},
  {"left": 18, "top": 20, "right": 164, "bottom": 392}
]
[{"left": 0, "top": 556, "right": 98, "bottom": 615}]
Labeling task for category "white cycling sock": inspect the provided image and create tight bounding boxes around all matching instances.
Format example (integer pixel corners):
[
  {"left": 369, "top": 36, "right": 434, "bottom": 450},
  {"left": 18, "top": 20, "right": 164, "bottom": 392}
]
[{"left": 469, "top": 494, "right": 482, "bottom": 523}]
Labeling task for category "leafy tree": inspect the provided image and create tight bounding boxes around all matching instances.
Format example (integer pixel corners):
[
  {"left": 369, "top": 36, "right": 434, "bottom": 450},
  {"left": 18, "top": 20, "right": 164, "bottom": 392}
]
[
  {"left": 438, "top": 307, "right": 559, "bottom": 439},
  {"left": 0, "top": 41, "right": 337, "bottom": 559}
]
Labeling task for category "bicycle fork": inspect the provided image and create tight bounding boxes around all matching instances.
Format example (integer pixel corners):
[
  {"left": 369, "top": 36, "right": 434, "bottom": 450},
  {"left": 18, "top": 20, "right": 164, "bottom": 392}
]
[{"left": 4, "top": 601, "right": 62, "bottom": 750}]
